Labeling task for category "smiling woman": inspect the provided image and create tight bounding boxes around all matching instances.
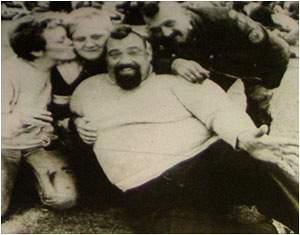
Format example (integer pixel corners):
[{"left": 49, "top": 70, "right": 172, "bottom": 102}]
[
  {"left": 69, "top": 7, "right": 113, "bottom": 61},
  {"left": 46, "top": 9, "right": 117, "bottom": 185},
  {"left": 49, "top": 8, "right": 114, "bottom": 127},
  {"left": 71, "top": 18, "right": 108, "bottom": 61}
]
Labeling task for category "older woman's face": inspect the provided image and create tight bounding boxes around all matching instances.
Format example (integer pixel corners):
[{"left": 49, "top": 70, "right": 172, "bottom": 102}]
[
  {"left": 43, "top": 26, "right": 76, "bottom": 61},
  {"left": 72, "top": 22, "right": 110, "bottom": 61}
]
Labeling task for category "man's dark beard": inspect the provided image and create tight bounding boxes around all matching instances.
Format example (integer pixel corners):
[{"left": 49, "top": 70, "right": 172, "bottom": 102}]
[
  {"left": 169, "top": 30, "right": 182, "bottom": 40},
  {"left": 155, "top": 30, "right": 181, "bottom": 45},
  {"left": 114, "top": 64, "right": 142, "bottom": 90}
]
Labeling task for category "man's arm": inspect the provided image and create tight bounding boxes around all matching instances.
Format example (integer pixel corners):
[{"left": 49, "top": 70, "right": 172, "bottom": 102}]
[
  {"left": 2, "top": 77, "right": 52, "bottom": 138},
  {"left": 173, "top": 78, "right": 298, "bottom": 183},
  {"left": 238, "top": 125, "right": 298, "bottom": 215},
  {"left": 237, "top": 127, "right": 298, "bottom": 184},
  {"left": 172, "top": 79, "right": 258, "bottom": 147},
  {"left": 2, "top": 111, "right": 53, "bottom": 138},
  {"left": 2, "top": 79, "right": 21, "bottom": 138},
  {"left": 177, "top": 6, "right": 290, "bottom": 88},
  {"left": 70, "top": 80, "right": 98, "bottom": 145}
]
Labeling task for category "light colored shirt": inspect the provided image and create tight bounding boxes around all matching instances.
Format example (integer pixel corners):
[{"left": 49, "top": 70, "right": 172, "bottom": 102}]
[
  {"left": 2, "top": 56, "right": 53, "bottom": 149},
  {"left": 70, "top": 73, "right": 257, "bottom": 191}
]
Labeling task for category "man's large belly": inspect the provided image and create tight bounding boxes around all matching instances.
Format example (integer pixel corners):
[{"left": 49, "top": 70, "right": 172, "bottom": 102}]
[{"left": 93, "top": 118, "right": 219, "bottom": 191}]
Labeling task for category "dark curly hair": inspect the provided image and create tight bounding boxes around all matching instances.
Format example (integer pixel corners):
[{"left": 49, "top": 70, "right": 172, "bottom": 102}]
[
  {"left": 103, "top": 25, "right": 150, "bottom": 59},
  {"left": 9, "top": 16, "right": 62, "bottom": 61},
  {"left": 141, "top": 2, "right": 160, "bottom": 18},
  {"left": 110, "top": 25, "right": 147, "bottom": 48}
]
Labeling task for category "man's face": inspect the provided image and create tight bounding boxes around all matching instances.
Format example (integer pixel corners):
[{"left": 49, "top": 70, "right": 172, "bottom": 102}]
[
  {"left": 72, "top": 20, "right": 110, "bottom": 61},
  {"left": 43, "top": 26, "right": 76, "bottom": 61},
  {"left": 144, "top": 3, "right": 193, "bottom": 44},
  {"left": 106, "top": 33, "right": 151, "bottom": 90}
]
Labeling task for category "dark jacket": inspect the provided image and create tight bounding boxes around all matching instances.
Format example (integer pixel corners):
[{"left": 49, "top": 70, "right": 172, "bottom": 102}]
[{"left": 153, "top": 6, "right": 290, "bottom": 89}]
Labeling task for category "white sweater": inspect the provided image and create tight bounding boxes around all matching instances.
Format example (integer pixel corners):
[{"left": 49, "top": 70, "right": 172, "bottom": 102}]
[
  {"left": 71, "top": 73, "right": 257, "bottom": 191},
  {"left": 2, "top": 56, "right": 53, "bottom": 149}
]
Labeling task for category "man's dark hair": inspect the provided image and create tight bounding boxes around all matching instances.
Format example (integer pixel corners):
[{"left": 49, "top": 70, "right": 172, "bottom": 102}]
[
  {"left": 141, "top": 2, "right": 160, "bottom": 18},
  {"left": 9, "top": 18, "right": 55, "bottom": 61},
  {"left": 109, "top": 25, "right": 147, "bottom": 48},
  {"left": 49, "top": 1, "right": 72, "bottom": 12},
  {"left": 110, "top": 24, "right": 133, "bottom": 39}
]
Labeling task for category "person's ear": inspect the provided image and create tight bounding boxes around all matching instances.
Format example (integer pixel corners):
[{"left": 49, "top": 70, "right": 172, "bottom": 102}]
[{"left": 31, "top": 50, "right": 44, "bottom": 58}]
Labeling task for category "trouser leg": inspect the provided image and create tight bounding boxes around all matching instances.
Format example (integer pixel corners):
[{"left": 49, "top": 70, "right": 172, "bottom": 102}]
[
  {"left": 257, "top": 170, "right": 299, "bottom": 233},
  {"left": 244, "top": 81, "right": 274, "bottom": 128},
  {"left": 1, "top": 149, "right": 22, "bottom": 217},
  {"left": 54, "top": 128, "right": 109, "bottom": 195},
  {"left": 123, "top": 141, "right": 280, "bottom": 233},
  {"left": 25, "top": 148, "right": 77, "bottom": 209}
]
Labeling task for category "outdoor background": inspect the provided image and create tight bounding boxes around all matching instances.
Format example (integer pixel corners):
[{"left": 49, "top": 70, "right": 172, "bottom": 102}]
[{"left": 1, "top": 4, "right": 299, "bottom": 233}]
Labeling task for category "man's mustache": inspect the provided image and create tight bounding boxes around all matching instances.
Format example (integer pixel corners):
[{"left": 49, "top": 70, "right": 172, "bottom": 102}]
[
  {"left": 168, "top": 30, "right": 182, "bottom": 39},
  {"left": 114, "top": 63, "right": 139, "bottom": 72},
  {"left": 159, "top": 31, "right": 182, "bottom": 45},
  {"left": 152, "top": 30, "right": 182, "bottom": 42}
]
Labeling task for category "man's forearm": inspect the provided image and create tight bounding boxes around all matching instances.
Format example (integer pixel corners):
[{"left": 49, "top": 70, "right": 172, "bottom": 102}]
[
  {"left": 208, "top": 107, "right": 258, "bottom": 148},
  {"left": 235, "top": 126, "right": 299, "bottom": 184}
]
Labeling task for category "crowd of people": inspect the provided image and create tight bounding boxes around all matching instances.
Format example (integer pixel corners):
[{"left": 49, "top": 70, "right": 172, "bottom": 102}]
[
  {"left": 2, "top": 1, "right": 299, "bottom": 233},
  {"left": 2, "top": 1, "right": 299, "bottom": 47}
]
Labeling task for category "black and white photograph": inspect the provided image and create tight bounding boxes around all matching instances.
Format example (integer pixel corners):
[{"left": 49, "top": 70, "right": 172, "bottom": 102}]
[{"left": 1, "top": 1, "right": 299, "bottom": 233}]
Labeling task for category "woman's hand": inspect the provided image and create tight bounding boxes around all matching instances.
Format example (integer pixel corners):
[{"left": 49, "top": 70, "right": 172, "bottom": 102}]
[{"left": 74, "top": 117, "right": 98, "bottom": 145}]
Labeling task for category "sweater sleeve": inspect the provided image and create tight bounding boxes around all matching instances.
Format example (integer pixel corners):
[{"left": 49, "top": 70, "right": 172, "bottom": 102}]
[
  {"left": 69, "top": 79, "right": 88, "bottom": 117},
  {"left": 1, "top": 75, "right": 23, "bottom": 138},
  {"left": 70, "top": 75, "right": 105, "bottom": 118},
  {"left": 172, "top": 79, "right": 257, "bottom": 148}
]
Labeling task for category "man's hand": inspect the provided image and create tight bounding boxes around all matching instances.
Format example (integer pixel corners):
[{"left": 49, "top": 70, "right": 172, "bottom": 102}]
[
  {"left": 74, "top": 117, "right": 98, "bottom": 145},
  {"left": 237, "top": 125, "right": 299, "bottom": 182},
  {"left": 171, "top": 58, "right": 209, "bottom": 83},
  {"left": 14, "top": 108, "right": 53, "bottom": 128}
]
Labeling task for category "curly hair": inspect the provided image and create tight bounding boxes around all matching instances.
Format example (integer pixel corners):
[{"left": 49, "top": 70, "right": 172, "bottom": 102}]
[
  {"left": 104, "top": 25, "right": 151, "bottom": 59},
  {"left": 110, "top": 25, "right": 147, "bottom": 47},
  {"left": 141, "top": 2, "right": 160, "bottom": 18},
  {"left": 9, "top": 14, "right": 64, "bottom": 61}
]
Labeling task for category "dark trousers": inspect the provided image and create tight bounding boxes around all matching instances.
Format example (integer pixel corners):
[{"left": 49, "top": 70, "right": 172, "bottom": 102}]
[{"left": 123, "top": 141, "right": 297, "bottom": 233}]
